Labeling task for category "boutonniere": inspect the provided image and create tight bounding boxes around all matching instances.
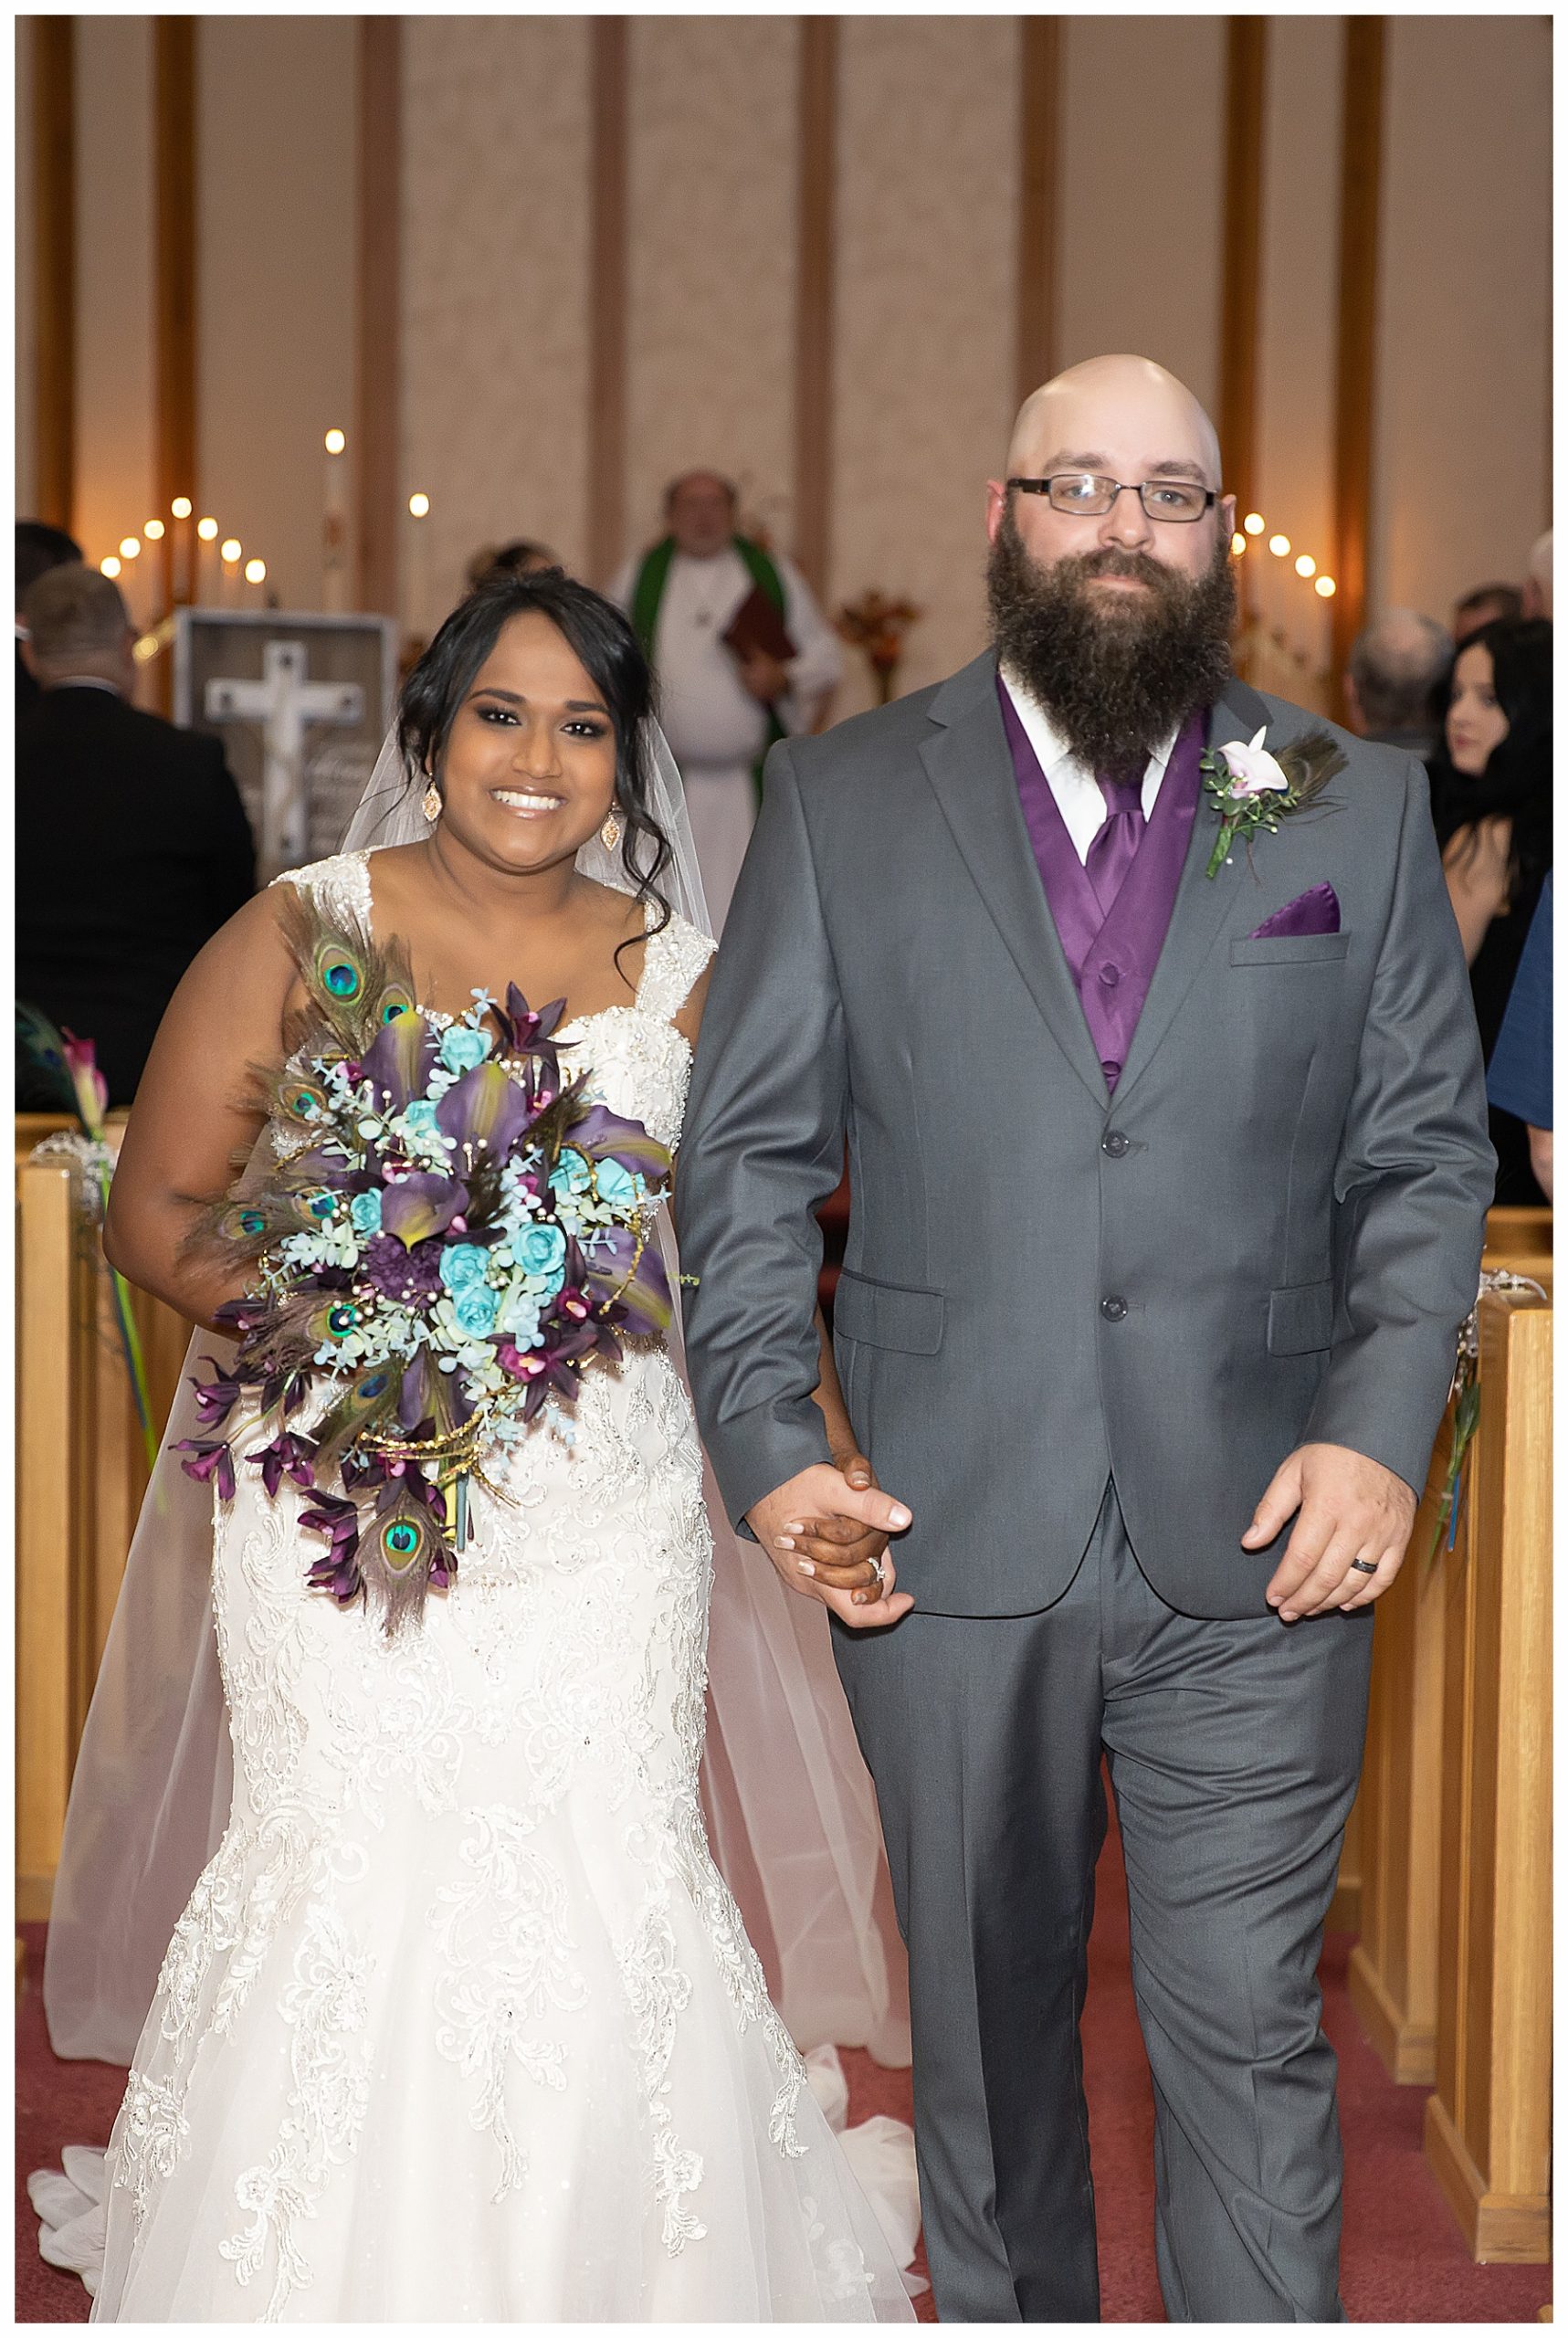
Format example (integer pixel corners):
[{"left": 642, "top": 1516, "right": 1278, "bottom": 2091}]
[{"left": 1200, "top": 726, "right": 1347, "bottom": 879}]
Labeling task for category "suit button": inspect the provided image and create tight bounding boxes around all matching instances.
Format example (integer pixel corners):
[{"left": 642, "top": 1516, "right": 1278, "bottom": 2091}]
[
  {"left": 1098, "top": 962, "right": 1121, "bottom": 987},
  {"left": 1101, "top": 1131, "right": 1131, "bottom": 1158},
  {"left": 1100, "top": 1296, "right": 1129, "bottom": 1322}
]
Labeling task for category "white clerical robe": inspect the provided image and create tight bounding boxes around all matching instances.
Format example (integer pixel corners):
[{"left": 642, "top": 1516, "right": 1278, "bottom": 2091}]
[{"left": 609, "top": 545, "right": 843, "bottom": 932}]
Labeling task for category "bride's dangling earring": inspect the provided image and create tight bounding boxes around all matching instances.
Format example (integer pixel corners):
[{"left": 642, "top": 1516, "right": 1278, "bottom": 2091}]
[
  {"left": 601, "top": 806, "right": 622, "bottom": 851},
  {"left": 422, "top": 782, "right": 442, "bottom": 824}
]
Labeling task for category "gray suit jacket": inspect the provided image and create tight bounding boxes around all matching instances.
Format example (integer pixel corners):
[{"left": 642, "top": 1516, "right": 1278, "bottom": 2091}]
[{"left": 678, "top": 652, "right": 1494, "bottom": 1619}]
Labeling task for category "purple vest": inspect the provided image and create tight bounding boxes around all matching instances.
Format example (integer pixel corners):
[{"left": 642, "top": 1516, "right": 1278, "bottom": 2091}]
[{"left": 996, "top": 678, "right": 1205, "bottom": 1090}]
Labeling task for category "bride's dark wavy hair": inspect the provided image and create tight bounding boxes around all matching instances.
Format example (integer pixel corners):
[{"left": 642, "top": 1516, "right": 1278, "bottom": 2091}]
[{"left": 395, "top": 569, "right": 674, "bottom": 949}]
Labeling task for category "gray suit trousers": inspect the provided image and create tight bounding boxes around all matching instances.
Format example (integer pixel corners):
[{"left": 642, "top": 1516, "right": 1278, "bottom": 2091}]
[{"left": 832, "top": 1487, "right": 1373, "bottom": 2323}]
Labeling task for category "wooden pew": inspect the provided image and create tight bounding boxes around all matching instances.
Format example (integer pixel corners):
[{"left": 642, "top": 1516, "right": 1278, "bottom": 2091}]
[
  {"left": 15, "top": 1115, "right": 191, "bottom": 1920},
  {"left": 1345, "top": 1207, "right": 1552, "bottom": 2078},
  {"left": 1422, "top": 1276, "right": 1552, "bottom": 2261}
]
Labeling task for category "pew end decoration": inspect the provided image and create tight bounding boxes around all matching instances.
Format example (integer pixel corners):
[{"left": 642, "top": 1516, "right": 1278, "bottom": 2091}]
[{"left": 178, "top": 899, "right": 673, "bottom": 1633}]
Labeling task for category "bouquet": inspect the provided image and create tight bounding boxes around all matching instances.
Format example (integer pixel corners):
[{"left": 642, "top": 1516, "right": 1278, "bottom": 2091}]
[{"left": 178, "top": 894, "right": 674, "bottom": 1632}]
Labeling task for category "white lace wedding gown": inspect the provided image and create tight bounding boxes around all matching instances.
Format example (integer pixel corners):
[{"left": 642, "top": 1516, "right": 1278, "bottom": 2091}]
[{"left": 79, "top": 851, "right": 914, "bottom": 2322}]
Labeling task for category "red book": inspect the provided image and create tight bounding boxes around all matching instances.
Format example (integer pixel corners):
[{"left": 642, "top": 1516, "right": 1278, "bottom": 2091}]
[{"left": 721, "top": 584, "right": 796, "bottom": 667}]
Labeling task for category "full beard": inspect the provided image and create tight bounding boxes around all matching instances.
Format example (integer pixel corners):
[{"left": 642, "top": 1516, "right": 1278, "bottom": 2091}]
[{"left": 986, "top": 507, "right": 1237, "bottom": 771}]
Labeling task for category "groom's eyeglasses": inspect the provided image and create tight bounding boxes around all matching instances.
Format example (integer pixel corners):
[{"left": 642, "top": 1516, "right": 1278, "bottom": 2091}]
[{"left": 1008, "top": 474, "right": 1219, "bottom": 523}]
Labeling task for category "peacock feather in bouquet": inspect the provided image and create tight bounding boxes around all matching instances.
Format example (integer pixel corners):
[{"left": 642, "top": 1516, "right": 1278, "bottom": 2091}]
[{"left": 177, "top": 893, "right": 674, "bottom": 1633}]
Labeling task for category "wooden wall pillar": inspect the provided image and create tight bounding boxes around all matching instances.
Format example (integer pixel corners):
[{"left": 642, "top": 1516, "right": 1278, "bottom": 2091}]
[{"left": 1424, "top": 1280, "right": 1552, "bottom": 2261}]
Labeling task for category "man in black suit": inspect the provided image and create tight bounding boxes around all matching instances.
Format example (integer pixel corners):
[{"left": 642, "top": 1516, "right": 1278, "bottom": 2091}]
[
  {"left": 16, "top": 519, "right": 83, "bottom": 720},
  {"left": 16, "top": 563, "right": 256, "bottom": 1106}
]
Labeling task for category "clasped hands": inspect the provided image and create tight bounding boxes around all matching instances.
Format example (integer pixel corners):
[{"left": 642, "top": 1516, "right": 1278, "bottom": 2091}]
[
  {"left": 748, "top": 1450, "right": 914, "bottom": 1630},
  {"left": 751, "top": 1438, "right": 1416, "bottom": 1632}
]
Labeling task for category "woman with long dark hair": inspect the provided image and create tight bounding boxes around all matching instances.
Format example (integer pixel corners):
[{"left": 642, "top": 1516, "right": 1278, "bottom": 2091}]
[
  {"left": 42, "top": 573, "right": 915, "bottom": 2321},
  {"left": 1428, "top": 614, "right": 1552, "bottom": 1202}
]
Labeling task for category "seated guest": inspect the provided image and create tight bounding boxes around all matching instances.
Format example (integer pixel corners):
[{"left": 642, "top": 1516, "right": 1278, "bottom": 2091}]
[
  {"left": 16, "top": 564, "right": 256, "bottom": 1108},
  {"left": 16, "top": 519, "right": 83, "bottom": 719},
  {"left": 1486, "top": 872, "right": 1552, "bottom": 1201},
  {"left": 1451, "top": 580, "right": 1522, "bottom": 646},
  {"left": 1521, "top": 527, "right": 1552, "bottom": 619},
  {"left": 465, "top": 538, "right": 560, "bottom": 588},
  {"left": 1428, "top": 615, "right": 1552, "bottom": 1202},
  {"left": 1343, "top": 607, "right": 1451, "bottom": 753}
]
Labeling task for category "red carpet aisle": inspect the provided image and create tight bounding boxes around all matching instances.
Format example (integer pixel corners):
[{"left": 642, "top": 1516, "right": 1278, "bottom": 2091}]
[{"left": 16, "top": 1817, "right": 1551, "bottom": 2322}]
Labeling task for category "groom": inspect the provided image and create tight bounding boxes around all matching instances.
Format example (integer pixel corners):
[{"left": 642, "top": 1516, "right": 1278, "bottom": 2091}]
[{"left": 678, "top": 355, "right": 1493, "bottom": 2322}]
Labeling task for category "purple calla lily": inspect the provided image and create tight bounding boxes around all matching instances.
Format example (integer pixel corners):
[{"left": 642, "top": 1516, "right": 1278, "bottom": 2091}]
[
  {"left": 359, "top": 1009, "right": 438, "bottom": 1114},
  {"left": 378, "top": 1173, "right": 469, "bottom": 1249},
  {"left": 436, "top": 1060, "right": 536, "bottom": 1160},
  {"left": 570, "top": 1103, "right": 673, "bottom": 1187}
]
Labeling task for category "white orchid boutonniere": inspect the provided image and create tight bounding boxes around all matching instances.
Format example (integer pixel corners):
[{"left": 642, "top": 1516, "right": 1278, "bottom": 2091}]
[{"left": 1200, "top": 725, "right": 1347, "bottom": 879}]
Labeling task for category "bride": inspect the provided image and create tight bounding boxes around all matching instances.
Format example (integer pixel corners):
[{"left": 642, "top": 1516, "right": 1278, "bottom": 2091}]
[{"left": 45, "top": 570, "right": 917, "bottom": 2321}]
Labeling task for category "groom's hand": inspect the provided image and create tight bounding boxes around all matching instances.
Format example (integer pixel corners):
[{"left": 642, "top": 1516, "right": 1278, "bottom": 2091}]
[
  {"left": 1243, "top": 1441, "right": 1418, "bottom": 1621},
  {"left": 748, "top": 1463, "right": 914, "bottom": 1630}
]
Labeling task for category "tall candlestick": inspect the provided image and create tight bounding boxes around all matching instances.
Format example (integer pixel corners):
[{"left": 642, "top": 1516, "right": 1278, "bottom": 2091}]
[
  {"left": 196, "top": 517, "right": 219, "bottom": 606},
  {"left": 406, "top": 493, "right": 431, "bottom": 649},
  {"left": 171, "top": 496, "right": 194, "bottom": 605},
  {"left": 220, "top": 539, "right": 243, "bottom": 610},
  {"left": 323, "top": 428, "right": 348, "bottom": 612}
]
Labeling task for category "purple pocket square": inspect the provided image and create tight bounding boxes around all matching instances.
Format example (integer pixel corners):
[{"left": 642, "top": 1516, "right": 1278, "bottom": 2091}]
[{"left": 1248, "top": 883, "right": 1341, "bottom": 941}]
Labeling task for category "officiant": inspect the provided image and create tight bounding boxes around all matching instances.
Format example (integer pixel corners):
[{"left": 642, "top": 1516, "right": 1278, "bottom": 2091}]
[{"left": 610, "top": 469, "right": 843, "bottom": 928}]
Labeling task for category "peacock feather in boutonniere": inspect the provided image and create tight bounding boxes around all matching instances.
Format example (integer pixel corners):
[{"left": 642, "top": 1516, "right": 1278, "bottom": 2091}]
[{"left": 1200, "top": 725, "right": 1347, "bottom": 879}]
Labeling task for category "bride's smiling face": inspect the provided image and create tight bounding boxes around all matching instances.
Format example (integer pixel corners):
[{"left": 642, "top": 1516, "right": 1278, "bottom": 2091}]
[{"left": 435, "top": 610, "right": 619, "bottom": 873}]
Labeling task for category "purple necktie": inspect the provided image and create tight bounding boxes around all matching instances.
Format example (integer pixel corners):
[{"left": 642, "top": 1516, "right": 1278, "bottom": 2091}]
[{"left": 1085, "top": 769, "right": 1147, "bottom": 917}]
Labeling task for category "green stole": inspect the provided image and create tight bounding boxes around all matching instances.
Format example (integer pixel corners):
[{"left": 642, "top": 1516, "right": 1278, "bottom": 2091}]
[{"left": 629, "top": 535, "right": 787, "bottom": 805}]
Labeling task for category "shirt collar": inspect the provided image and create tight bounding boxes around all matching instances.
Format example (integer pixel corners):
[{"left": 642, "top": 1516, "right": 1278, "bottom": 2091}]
[{"left": 47, "top": 675, "right": 124, "bottom": 697}]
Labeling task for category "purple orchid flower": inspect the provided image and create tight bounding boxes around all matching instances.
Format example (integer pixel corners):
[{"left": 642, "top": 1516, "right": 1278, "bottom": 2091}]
[
  {"left": 189, "top": 1360, "right": 243, "bottom": 1431},
  {"left": 247, "top": 1432, "right": 320, "bottom": 1501},
  {"left": 174, "top": 1439, "right": 237, "bottom": 1501},
  {"left": 491, "top": 986, "right": 570, "bottom": 1085},
  {"left": 378, "top": 1173, "right": 469, "bottom": 1250},
  {"left": 577, "top": 1225, "right": 672, "bottom": 1335}
]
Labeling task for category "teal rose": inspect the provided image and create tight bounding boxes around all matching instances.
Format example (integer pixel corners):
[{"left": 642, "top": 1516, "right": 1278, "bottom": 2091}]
[
  {"left": 401, "top": 1099, "right": 441, "bottom": 1139},
  {"left": 593, "top": 1158, "right": 638, "bottom": 1211},
  {"left": 452, "top": 1285, "right": 499, "bottom": 1338},
  {"left": 349, "top": 1188, "right": 384, "bottom": 1235},
  {"left": 438, "top": 1025, "right": 492, "bottom": 1075},
  {"left": 439, "top": 1242, "right": 491, "bottom": 1294},
  {"left": 549, "top": 1149, "right": 592, "bottom": 1198},
  {"left": 516, "top": 1223, "right": 567, "bottom": 1279}
]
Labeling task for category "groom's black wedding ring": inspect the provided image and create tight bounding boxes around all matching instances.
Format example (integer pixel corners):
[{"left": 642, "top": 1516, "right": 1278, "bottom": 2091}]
[{"left": 1349, "top": 1558, "right": 1379, "bottom": 1574}]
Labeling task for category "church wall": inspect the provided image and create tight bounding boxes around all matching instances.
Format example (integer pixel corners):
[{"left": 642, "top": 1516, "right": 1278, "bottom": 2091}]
[
  {"left": 73, "top": 17, "right": 156, "bottom": 617},
  {"left": 1371, "top": 14, "right": 1552, "bottom": 620},
  {"left": 1250, "top": 16, "right": 1344, "bottom": 697},
  {"left": 195, "top": 16, "right": 357, "bottom": 614},
  {"left": 830, "top": 15, "right": 1019, "bottom": 711},
  {"left": 401, "top": 15, "right": 595, "bottom": 636},
  {"left": 16, "top": 19, "right": 37, "bottom": 520},
  {"left": 1056, "top": 16, "right": 1227, "bottom": 420}
]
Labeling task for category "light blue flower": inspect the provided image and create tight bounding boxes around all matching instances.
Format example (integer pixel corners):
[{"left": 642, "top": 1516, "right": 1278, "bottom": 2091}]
[
  {"left": 594, "top": 1157, "right": 637, "bottom": 1211},
  {"left": 549, "top": 1149, "right": 592, "bottom": 1198},
  {"left": 349, "top": 1188, "right": 383, "bottom": 1235},
  {"left": 438, "top": 1024, "right": 493, "bottom": 1075},
  {"left": 453, "top": 1285, "right": 499, "bottom": 1337},
  {"left": 401, "top": 1100, "right": 441, "bottom": 1139},
  {"left": 439, "top": 1242, "right": 491, "bottom": 1294},
  {"left": 498, "top": 1281, "right": 543, "bottom": 1346},
  {"left": 517, "top": 1223, "right": 567, "bottom": 1278}
]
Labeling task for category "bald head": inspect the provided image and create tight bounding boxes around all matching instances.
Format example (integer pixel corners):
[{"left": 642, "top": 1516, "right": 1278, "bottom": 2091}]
[{"left": 1005, "top": 355, "right": 1222, "bottom": 488}]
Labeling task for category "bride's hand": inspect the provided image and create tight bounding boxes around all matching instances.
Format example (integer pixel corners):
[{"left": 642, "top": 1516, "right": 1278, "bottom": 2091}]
[{"left": 748, "top": 1464, "right": 914, "bottom": 1630}]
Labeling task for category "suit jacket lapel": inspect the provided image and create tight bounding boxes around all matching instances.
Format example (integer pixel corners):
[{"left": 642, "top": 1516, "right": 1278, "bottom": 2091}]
[
  {"left": 919, "top": 657, "right": 1110, "bottom": 1106},
  {"left": 1111, "top": 679, "right": 1270, "bottom": 1105}
]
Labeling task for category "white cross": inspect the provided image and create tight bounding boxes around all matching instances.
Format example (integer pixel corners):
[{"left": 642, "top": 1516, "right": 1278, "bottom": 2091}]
[{"left": 205, "top": 640, "right": 364, "bottom": 877}]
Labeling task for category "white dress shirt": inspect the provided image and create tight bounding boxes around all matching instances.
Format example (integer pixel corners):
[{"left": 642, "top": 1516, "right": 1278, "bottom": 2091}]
[{"left": 998, "top": 666, "right": 1179, "bottom": 866}]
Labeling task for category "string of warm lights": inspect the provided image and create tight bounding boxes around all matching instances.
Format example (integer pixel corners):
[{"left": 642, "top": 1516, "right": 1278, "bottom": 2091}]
[
  {"left": 1230, "top": 511, "right": 1336, "bottom": 599},
  {"left": 98, "top": 494, "right": 269, "bottom": 660}
]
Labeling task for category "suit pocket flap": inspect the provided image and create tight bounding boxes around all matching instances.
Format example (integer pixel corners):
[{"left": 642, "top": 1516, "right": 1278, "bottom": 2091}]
[
  {"left": 833, "top": 1270, "right": 945, "bottom": 1355},
  {"left": 1230, "top": 932, "right": 1351, "bottom": 965},
  {"left": 1268, "top": 1280, "right": 1335, "bottom": 1355}
]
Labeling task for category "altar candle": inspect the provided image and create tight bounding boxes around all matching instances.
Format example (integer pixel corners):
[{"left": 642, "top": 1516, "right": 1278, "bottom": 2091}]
[
  {"left": 220, "top": 538, "right": 243, "bottom": 610},
  {"left": 323, "top": 427, "right": 348, "bottom": 612},
  {"left": 406, "top": 493, "right": 431, "bottom": 645},
  {"left": 245, "top": 556, "right": 268, "bottom": 608},
  {"left": 117, "top": 537, "right": 145, "bottom": 630},
  {"left": 171, "top": 496, "right": 194, "bottom": 604},
  {"left": 195, "top": 515, "right": 219, "bottom": 606}
]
